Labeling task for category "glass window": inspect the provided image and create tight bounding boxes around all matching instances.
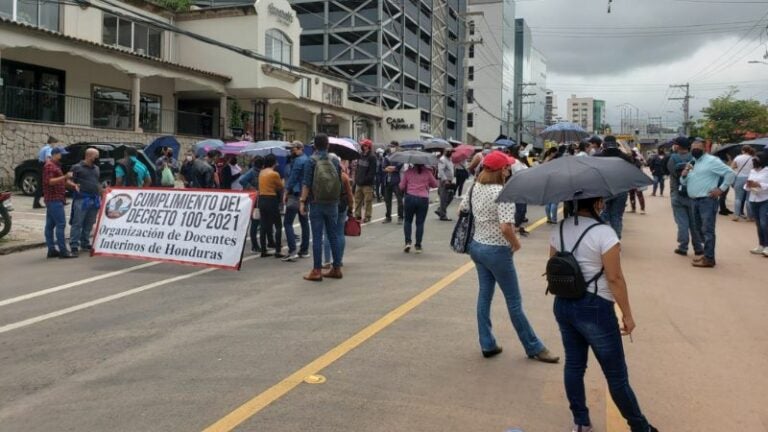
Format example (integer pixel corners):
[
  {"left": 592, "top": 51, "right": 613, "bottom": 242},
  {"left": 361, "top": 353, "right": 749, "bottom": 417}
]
[
  {"left": 322, "top": 84, "right": 343, "bottom": 106},
  {"left": 140, "top": 93, "right": 161, "bottom": 132},
  {"left": 468, "top": 66, "right": 474, "bottom": 81},
  {"left": 467, "top": 112, "right": 473, "bottom": 128},
  {"left": 148, "top": 27, "right": 162, "bottom": 58},
  {"left": 92, "top": 86, "right": 132, "bottom": 130},
  {"left": 134, "top": 23, "right": 148, "bottom": 54},
  {"left": 0, "top": 0, "right": 11, "bottom": 19},
  {"left": 39, "top": 1, "right": 59, "bottom": 31},
  {"left": 468, "top": 21, "right": 475, "bottom": 36},
  {"left": 0, "top": 60, "right": 65, "bottom": 124},
  {"left": 468, "top": 45, "right": 474, "bottom": 58},
  {"left": 103, "top": 14, "right": 117, "bottom": 45},
  {"left": 118, "top": 19, "right": 132, "bottom": 48},
  {"left": 17, "top": 0, "right": 37, "bottom": 26},
  {"left": 265, "top": 29, "right": 292, "bottom": 66},
  {"left": 300, "top": 78, "right": 311, "bottom": 98}
]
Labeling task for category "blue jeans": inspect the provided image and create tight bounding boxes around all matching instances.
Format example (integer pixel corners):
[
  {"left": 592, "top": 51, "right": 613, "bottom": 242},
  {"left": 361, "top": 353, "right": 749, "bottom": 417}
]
[
  {"left": 404, "top": 194, "right": 429, "bottom": 246},
  {"left": 652, "top": 175, "right": 665, "bottom": 196},
  {"left": 733, "top": 177, "right": 753, "bottom": 219},
  {"left": 751, "top": 200, "right": 768, "bottom": 247},
  {"left": 311, "top": 202, "right": 341, "bottom": 269},
  {"left": 284, "top": 195, "right": 310, "bottom": 255},
  {"left": 468, "top": 241, "right": 545, "bottom": 356},
  {"left": 69, "top": 198, "right": 98, "bottom": 250},
  {"left": 692, "top": 197, "right": 719, "bottom": 260},
  {"left": 554, "top": 295, "right": 651, "bottom": 431},
  {"left": 601, "top": 192, "right": 628, "bottom": 239},
  {"left": 323, "top": 204, "right": 347, "bottom": 265},
  {"left": 45, "top": 201, "right": 67, "bottom": 253},
  {"left": 545, "top": 203, "right": 558, "bottom": 222},
  {"left": 671, "top": 194, "right": 703, "bottom": 254}
]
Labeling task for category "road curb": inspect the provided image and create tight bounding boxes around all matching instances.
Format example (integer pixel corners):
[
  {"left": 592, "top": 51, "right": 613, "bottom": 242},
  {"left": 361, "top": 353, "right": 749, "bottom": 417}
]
[{"left": 0, "top": 241, "right": 46, "bottom": 255}]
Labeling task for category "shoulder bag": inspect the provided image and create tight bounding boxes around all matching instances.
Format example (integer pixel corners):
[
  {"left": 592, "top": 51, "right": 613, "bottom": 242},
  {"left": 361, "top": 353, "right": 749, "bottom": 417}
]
[{"left": 450, "top": 184, "right": 475, "bottom": 254}]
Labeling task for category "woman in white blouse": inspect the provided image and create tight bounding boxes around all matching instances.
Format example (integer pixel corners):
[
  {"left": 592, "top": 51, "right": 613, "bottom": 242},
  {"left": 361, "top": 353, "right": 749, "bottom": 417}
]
[
  {"left": 459, "top": 151, "right": 559, "bottom": 363},
  {"left": 746, "top": 151, "right": 768, "bottom": 256}
]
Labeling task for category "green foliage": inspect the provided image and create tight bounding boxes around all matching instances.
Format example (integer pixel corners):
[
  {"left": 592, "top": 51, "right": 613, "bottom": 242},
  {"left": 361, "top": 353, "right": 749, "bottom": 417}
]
[
  {"left": 272, "top": 108, "right": 283, "bottom": 133},
  {"left": 229, "top": 100, "right": 243, "bottom": 129},
  {"left": 151, "top": 0, "right": 191, "bottom": 11},
  {"left": 700, "top": 88, "right": 768, "bottom": 143}
]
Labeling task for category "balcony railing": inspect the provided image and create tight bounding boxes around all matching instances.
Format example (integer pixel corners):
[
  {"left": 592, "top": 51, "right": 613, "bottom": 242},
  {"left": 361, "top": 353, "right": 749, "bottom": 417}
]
[{"left": 0, "top": 86, "right": 220, "bottom": 138}]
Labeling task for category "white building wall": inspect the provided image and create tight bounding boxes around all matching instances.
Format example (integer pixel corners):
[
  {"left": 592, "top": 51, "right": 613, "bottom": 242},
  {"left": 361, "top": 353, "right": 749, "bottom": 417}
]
[{"left": 567, "top": 95, "right": 595, "bottom": 132}]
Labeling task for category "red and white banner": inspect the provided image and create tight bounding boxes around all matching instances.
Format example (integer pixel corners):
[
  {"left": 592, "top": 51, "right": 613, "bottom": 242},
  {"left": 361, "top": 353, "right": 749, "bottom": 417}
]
[{"left": 92, "top": 187, "right": 255, "bottom": 270}]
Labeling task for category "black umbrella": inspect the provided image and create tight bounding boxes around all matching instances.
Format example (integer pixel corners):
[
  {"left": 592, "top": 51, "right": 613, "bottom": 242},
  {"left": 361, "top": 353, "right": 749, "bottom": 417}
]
[
  {"left": 713, "top": 142, "right": 766, "bottom": 162},
  {"left": 497, "top": 156, "right": 653, "bottom": 205},
  {"left": 423, "top": 139, "right": 452, "bottom": 151},
  {"left": 387, "top": 150, "right": 439, "bottom": 166}
]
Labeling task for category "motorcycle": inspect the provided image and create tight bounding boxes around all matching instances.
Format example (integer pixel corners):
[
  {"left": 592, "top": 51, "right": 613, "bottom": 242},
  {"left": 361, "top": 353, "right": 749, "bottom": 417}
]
[{"left": 0, "top": 191, "right": 13, "bottom": 239}]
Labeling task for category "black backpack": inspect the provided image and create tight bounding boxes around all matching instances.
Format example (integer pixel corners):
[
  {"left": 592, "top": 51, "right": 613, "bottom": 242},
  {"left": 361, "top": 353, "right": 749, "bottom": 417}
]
[{"left": 546, "top": 221, "right": 604, "bottom": 299}]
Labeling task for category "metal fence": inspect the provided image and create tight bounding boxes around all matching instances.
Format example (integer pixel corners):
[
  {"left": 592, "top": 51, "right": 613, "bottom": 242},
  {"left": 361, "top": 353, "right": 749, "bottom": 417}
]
[{"left": 0, "top": 86, "right": 220, "bottom": 138}]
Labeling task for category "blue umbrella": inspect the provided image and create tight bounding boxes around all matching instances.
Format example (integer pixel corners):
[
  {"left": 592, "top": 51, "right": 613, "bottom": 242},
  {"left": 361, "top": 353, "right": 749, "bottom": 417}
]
[
  {"left": 240, "top": 141, "right": 290, "bottom": 157},
  {"left": 194, "top": 139, "right": 224, "bottom": 158},
  {"left": 146, "top": 136, "right": 180, "bottom": 159},
  {"left": 540, "top": 122, "right": 590, "bottom": 143},
  {"left": 400, "top": 139, "right": 428, "bottom": 150},
  {"left": 494, "top": 138, "right": 517, "bottom": 147}
]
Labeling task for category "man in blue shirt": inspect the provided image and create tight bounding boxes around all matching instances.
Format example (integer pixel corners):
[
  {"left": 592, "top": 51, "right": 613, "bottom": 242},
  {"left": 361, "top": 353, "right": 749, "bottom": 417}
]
[
  {"left": 283, "top": 142, "right": 311, "bottom": 261},
  {"left": 300, "top": 134, "right": 342, "bottom": 281},
  {"left": 115, "top": 147, "right": 151, "bottom": 187},
  {"left": 34, "top": 136, "right": 59, "bottom": 208},
  {"left": 681, "top": 138, "right": 736, "bottom": 267}
]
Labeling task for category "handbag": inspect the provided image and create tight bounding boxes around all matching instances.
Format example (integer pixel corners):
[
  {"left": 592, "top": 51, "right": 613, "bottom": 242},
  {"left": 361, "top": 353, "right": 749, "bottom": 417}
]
[
  {"left": 344, "top": 216, "right": 361, "bottom": 237},
  {"left": 450, "top": 185, "right": 475, "bottom": 254}
]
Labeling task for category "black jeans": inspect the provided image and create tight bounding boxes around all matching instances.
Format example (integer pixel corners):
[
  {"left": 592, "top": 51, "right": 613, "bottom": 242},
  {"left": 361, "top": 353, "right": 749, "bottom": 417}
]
[
  {"left": 384, "top": 183, "right": 404, "bottom": 220},
  {"left": 259, "top": 196, "right": 282, "bottom": 252},
  {"left": 404, "top": 194, "right": 429, "bottom": 247},
  {"left": 249, "top": 218, "right": 261, "bottom": 252},
  {"left": 455, "top": 168, "right": 469, "bottom": 196},
  {"left": 514, "top": 203, "right": 528, "bottom": 226}
]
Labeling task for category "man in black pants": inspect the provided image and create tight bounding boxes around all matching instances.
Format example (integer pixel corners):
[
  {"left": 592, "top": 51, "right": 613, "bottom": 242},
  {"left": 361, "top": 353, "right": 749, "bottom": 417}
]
[
  {"left": 382, "top": 141, "right": 404, "bottom": 224},
  {"left": 258, "top": 154, "right": 285, "bottom": 258}
]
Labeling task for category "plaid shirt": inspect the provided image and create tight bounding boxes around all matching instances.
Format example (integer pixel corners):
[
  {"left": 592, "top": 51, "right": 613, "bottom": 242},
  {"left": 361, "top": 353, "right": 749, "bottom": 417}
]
[{"left": 43, "top": 160, "right": 66, "bottom": 203}]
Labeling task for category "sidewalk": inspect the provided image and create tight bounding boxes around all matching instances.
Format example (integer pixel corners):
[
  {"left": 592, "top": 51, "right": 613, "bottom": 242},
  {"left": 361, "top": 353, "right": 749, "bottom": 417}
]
[
  {"left": 0, "top": 194, "right": 58, "bottom": 255},
  {"left": 613, "top": 193, "right": 767, "bottom": 431}
]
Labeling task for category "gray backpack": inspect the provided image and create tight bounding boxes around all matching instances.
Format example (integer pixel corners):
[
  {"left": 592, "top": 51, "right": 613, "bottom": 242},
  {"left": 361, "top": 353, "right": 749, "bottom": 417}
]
[{"left": 311, "top": 155, "right": 341, "bottom": 203}]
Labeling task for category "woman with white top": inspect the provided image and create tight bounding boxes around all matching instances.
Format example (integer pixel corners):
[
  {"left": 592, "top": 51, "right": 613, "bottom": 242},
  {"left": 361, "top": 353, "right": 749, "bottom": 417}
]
[
  {"left": 550, "top": 197, "right": 656, "bottom": 432},
  {"left": 731, "top": 145, "right": 756, "bottom": 221},
  {"left": 746, "top": 152, "right": 768, "bottom": 256},
  {"left": 459, "top": 150, "right": 559, "bottom": 363}
]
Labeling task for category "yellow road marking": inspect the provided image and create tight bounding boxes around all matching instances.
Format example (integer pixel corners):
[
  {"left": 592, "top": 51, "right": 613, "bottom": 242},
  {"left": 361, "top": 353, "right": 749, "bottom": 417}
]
[{"left": 203, "top": 215, "right": 554, "bottom": 432}]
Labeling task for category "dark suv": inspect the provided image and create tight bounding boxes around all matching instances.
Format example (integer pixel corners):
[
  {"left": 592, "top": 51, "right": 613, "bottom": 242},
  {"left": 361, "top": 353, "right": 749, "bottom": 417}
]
[{"left": 14, "top": 142, "right": 155, "bottom": 195}]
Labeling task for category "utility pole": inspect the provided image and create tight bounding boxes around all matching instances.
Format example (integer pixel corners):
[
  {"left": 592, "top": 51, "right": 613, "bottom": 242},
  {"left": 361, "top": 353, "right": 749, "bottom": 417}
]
[
  {"left": 669, "top": 83, "right": 692, "bottom": 135},
  {"left": 506, "top": 100, "right": 513, "bottom": 138},
  {"left": 516, "top": 82, "right": 536, "bottom": 145}
]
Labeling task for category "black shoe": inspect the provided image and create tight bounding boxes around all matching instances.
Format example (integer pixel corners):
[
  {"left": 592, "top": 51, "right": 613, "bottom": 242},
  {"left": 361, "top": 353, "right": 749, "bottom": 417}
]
[
  {"left": 546, "top": 219, "right": 557, "bottom": 225},
  {"left": 522, "top": 218, "right": 529, "bottom": 223},
  {"left": 260, "top": 252, "right": 274, "bottom": 258},
  {"left": 719, "top": 209, "right": 733, "bottom": 216},
  {"left": 482, "top": 346, "right": 503, "bottom": 358},
  {"left": 439, "top": 217, "right": 453, "bottom": 222},
  {"left": 274, "top": 253, "right": 286, "bottom": 259},
  {"left": 382, "top": 218, "right": 392, "bottom": 224},
  {"left": 397, "top": 217, "right": 404, "bottom": 225},
  {"left": 59, "top": 252, "right": 77, "bottom": 259},
  {"left": 674, "top": 249, "right": 687, "bottom": 256},
  {"left": 81, "top": 244, "right": 92, "bottom": 251},
  {"left": 518, "top": 228, "right": 530, "bottom": 237},
  {"left": 694, "top": 251, "right": 704, "bottom": 256},
  {"left": 434, "top": 210, "right": 442, "bottom": 218},
  {"left": 648, "top": 426, "right": 659, "bottom": 432},
  {"left": 70, "top": 249, "right": 79, "bottom": 258},
  {"left": 33, "top": 203, "right": 44, "bottom": 209},
  {"left": 47, "top": 249, "right": 60, "bottom": 258}
]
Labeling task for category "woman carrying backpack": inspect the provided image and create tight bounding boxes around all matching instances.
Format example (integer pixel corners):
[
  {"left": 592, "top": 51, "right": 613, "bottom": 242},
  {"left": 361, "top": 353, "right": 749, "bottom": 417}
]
[
  {"left": 458, "top": 151, "right": 559, "bottom": 363},
  {"left": 550, "top": 197, "right": 657, "bottom": 432}
]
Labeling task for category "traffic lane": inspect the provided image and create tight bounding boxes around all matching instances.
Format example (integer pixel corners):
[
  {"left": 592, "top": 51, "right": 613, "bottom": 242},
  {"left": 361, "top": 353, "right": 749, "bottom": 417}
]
[
  {"left": 233, "top": 214, "right": 611, "bottom": 432},
  {"left": 0, "top": 207, "right": 473, "bottom": 431},
  {"left": 614, "top": 202, "right": 768, "bottom": 431}
]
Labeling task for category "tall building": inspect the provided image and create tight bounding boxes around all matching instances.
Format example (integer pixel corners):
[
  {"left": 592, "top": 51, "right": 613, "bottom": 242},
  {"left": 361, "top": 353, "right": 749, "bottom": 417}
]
[
  {"left": 291, "top": 0, "right": 467, "bottom": 139},
  {"left": 464, "top": 0, "right": 516, "bottom": 144},
  {"left": 545, "top": 89, "right": 558, "bottom": 125},
  {"left": 514, "top": 18, "right": 546, "bottom": 144},
  {"left": 567, "top": 95, "right": 604, "bottom": 134}
]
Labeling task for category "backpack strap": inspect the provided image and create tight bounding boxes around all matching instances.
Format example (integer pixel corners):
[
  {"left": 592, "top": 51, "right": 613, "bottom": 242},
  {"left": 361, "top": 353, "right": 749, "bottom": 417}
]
[{"left": 570, "top": 222, "right": 603, "bottom": 254}]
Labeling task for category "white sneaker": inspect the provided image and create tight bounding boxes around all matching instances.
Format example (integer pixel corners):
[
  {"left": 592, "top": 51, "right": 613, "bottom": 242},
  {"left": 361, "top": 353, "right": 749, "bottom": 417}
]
[
  {"left": 282, "top": 253, "right": 299, "bottom": 262},
  {"left": 750, "top": 246, "right": 764, "bottom": 255},
  {"left": 763, "top": 247, "right": 768, "bottom": 257}
]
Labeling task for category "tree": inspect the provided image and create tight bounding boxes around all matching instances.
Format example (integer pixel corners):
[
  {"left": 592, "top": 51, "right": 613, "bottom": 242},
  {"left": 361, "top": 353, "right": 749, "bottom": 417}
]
[
  {"left": 700, "top": 88, "right": 768, "bottom": 143},
  {"left": 151, "top": 0, "right": 191, "bottom": 11},
  {"left": 229, "top": 100, "right": 243, "bottom": 130},
  {"left": 272, "top": 108, "right": 283, "bottom": 139}
]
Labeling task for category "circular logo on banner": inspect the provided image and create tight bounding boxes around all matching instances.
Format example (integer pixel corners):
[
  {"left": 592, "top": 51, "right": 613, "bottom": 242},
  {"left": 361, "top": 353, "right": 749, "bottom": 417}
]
[{"left": 105, "top": 194, "right": 132, "bottom": 219}]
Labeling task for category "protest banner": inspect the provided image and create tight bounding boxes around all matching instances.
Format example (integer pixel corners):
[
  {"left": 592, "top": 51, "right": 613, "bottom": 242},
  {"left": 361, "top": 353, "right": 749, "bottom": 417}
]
[{"left": 92, "top": 188, "right": 255, "bottom": 270}]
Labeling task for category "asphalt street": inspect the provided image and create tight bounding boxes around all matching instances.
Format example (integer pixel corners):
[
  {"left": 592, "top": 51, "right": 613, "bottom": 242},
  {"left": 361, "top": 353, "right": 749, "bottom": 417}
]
[{"left": 0, "top": 192, "right": 766, "bottom": 432}]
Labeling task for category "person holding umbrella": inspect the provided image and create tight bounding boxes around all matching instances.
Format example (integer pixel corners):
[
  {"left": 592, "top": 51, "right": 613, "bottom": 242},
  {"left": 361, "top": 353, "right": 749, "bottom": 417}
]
[
  {"left": 593, "top": 136, "right": 635, "bottom": 239},
  {"left": 459, "top": 151, "right": 560, "bottom": 363},
  {"left": 399, "top": 162, "right": 438, "bottom": 253}
]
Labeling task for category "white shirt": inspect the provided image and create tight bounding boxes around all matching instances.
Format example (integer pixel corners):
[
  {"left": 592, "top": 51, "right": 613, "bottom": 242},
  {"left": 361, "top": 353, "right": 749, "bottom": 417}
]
[
  {"left": 746, "top": 168, "right": 768, "bottom": 203},
  {"left": 459, "top": 183, "right": 516, "bottom": 246},
  {"left": 549, "top": 218, "right": 620, "bottom": 302},
  {"left": 733, "top": 154, "right": 754, "bottom": 178}
]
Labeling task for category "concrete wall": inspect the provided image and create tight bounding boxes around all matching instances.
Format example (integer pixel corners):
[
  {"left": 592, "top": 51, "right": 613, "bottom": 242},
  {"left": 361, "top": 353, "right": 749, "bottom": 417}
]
[{"left": 0, "top": 119, "right": 202, "bottom": 188}]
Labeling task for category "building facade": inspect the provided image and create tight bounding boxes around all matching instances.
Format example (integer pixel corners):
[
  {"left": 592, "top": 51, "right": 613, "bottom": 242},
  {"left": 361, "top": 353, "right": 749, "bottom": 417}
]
[
  {"left": 513, "top": 18, "right": 546, "bottom": 145},
  {"left": 464, "top": 0, "right": 515, "bottom": 145},
  {"left": 291, "top": 0, "right": 466, "bottom": 140},
  {"left": 567, "top": 94, "right": 605, "bottom": 134},
  {"left": 544, "top": 89, "right": 558, "bottom": 125}
]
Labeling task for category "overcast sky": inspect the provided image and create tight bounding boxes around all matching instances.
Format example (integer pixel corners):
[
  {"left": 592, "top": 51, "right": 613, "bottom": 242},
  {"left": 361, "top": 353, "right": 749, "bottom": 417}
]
[{"left": 515, "top": 0, "right": 768, "bottom": 129}]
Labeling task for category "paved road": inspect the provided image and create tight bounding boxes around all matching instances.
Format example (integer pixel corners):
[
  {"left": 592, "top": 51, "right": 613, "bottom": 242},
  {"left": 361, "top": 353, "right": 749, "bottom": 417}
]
[{"left": 0, "top": 192, "right": 765, "bottom": 432}]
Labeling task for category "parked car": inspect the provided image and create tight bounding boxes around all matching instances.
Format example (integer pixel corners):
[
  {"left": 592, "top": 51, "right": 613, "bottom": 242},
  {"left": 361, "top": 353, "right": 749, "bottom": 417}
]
[{"left": 13, "top": 142, "right": 155, "bottom": 196}]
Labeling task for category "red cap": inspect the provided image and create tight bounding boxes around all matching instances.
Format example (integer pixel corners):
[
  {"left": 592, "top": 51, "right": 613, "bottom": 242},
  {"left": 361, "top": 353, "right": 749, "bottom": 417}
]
[
  {"left": 483, "top": 151, "right": 516, "bottom": 171},
  {"left": 360, "top": 139, "right": 373, "bottom": 149}
]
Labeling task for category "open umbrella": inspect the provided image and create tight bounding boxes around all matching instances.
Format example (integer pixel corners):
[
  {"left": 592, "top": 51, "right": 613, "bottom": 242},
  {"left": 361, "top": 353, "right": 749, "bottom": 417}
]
[
  {"left": 146, "top": 136, "right": 180, "bottom": 159},
  {"left": 194, "top": 139, "right": 224, "bottom": 158},
  {"left": 540, "top": 122, "right": 590, "bottom": 143},
  {"left": 494, "top": 138, "right": 517, "bottom": 148},
  {"left": 424, "top": 139, "right": 452, "bottom": 151},
  {"left": 714, "top": 141, "right": 767, "bottom": 162},
  {"left": 451, "top": 144, "right": 475, "bottom": 164},
  {"left": 400, "top": 139, "right": 428, "bottom": 150},
  {"left": 387, "top": 150, "right": 439, "bottom": 166},
  {"left": 497, "top": 156, "right": 652, "bottom": 205},
  {"left": 240, "top": 141, "right": 290, "bottom": 157},
  {"left": 328, "top": 137, "right": 361, "bottom": 160}
]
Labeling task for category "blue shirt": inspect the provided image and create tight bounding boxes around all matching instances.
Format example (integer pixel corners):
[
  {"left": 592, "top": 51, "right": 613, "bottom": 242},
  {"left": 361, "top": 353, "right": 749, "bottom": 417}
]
[
  {"left": 115, "top": 156, "right": 150, "bottom": 187},
  {"left": 681, "top": 154, "right": 735, "bottom": 198},
  {"left": 38, "top": 144, "right": 52, "bottom": 162},
  {"left": 286, "top": 154, "right": 309, "bottom": 195},
  {"left": 238, "top": 167, "right": 260, "bottom": 190}
]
